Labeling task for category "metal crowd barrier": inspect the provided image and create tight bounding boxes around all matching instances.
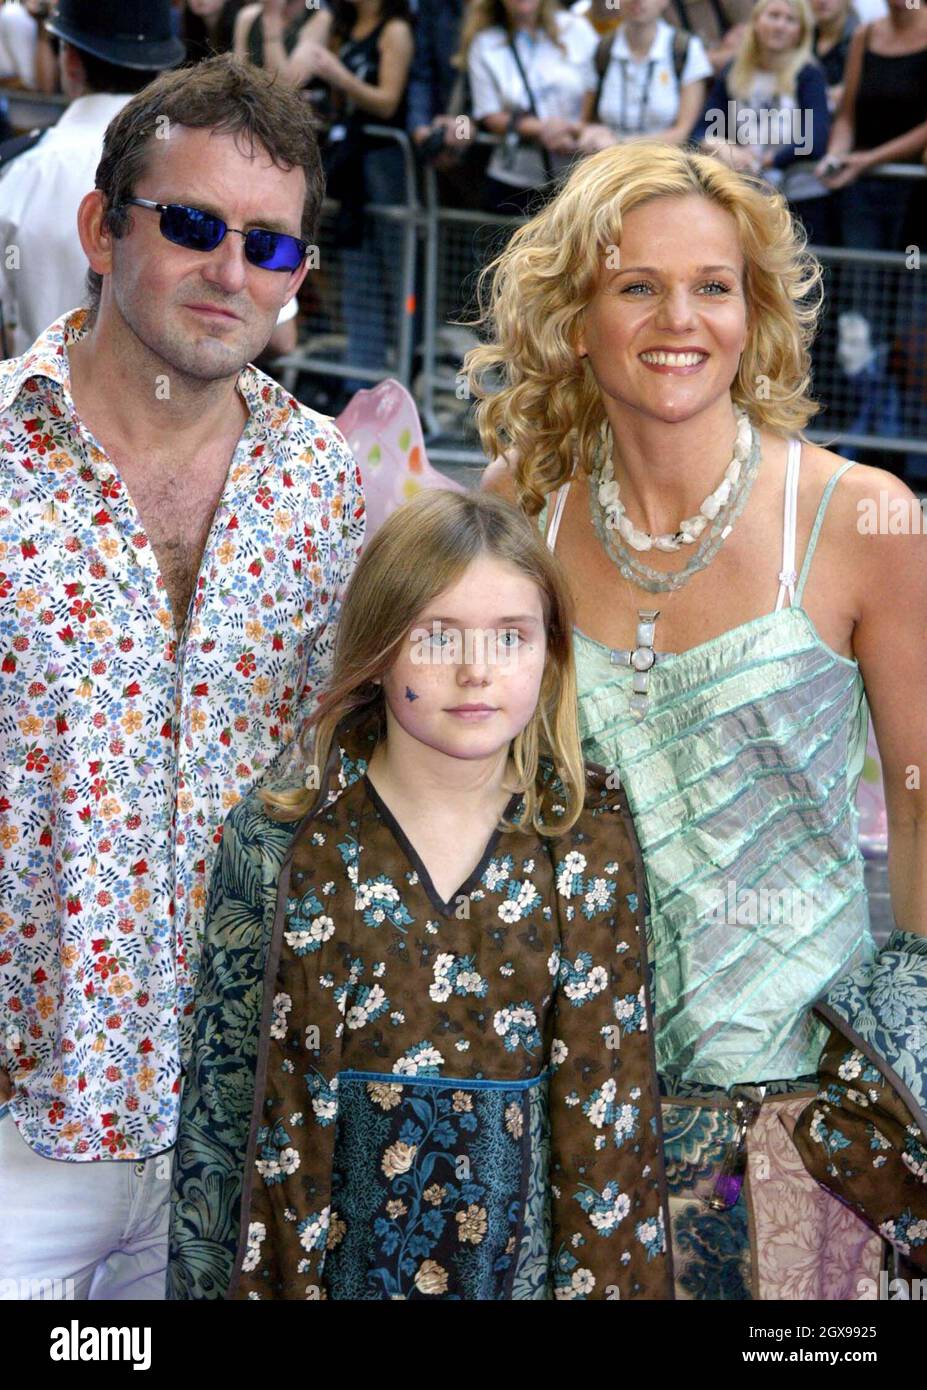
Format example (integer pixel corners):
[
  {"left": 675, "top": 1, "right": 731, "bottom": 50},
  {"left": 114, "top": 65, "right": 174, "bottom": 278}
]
[
  {"left": 273, "top": 123, "right": 423, "bottom": 397},
  {"left": 417, "top": 146, "right": 927, "bottom": 474},
  {"left": 1, "top": 83, "right": 922, "bottom": 474}
]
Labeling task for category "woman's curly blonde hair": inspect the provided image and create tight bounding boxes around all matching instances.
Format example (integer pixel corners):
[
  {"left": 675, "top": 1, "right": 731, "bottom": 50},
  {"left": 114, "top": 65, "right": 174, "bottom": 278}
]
[{"left": 463, "top": 142, "right": 825, "bottom": 517}]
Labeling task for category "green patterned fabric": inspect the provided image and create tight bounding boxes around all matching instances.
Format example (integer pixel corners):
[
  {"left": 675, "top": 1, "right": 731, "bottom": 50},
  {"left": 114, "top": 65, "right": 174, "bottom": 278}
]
[
  {"left": 168, "top": 798, "right": 299, "bottom": 1300},
  {"left": 793, "top": 930, "right": 927, "bottom": 1269}
]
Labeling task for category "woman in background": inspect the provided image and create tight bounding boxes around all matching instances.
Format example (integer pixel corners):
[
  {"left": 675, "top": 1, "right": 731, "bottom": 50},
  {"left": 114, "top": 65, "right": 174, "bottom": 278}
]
[
  {"left": 691, "top": 0, "right": 832, "bottom": 245},
  {"left": 464, "top": 0, "right": 598, "bottom": 214},
  {"left": 815, "top": 0, "right": 927, "bottom": 250},
  {"left": 233, "top": 0, "right": 315, "bottom": 69},
  {"left": 258, "top": 0, "right": 413, "bottom": 394},
  {"left": 576, "top": 0, "right": 713, "bottom": 153},
  {"left": 810, "top": 0, "right": 859, "bottom": 112}
]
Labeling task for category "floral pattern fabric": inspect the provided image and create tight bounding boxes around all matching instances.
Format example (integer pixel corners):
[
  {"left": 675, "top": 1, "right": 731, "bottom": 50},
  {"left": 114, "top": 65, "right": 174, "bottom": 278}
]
[
  {"left": 0, "top": 310, "right": 365, "bottom": 1160},
  {"left": 322, "top": 1071, "right": 542, "bottom": 1300},
  {"left": 792, "top": 930, "right": 927, "bottom": 1270},
  {"left": 171, "top": 704, "right": 672, "bottom": 1300},
  {"left": 663, "top": 1093, "right": 882, "bottom": 1300}
]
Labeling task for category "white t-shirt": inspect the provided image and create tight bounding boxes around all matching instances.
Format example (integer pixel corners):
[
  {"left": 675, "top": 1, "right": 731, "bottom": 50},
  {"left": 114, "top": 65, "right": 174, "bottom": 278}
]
[
  {"left": 469, "top": 12, "right": 598, "bottom": 188},
  {"left": 848, "top": 0, "right": 888, "bottom": 22},
  {"left": 597, "top": 20, "right": 713, "bottom": 136}
]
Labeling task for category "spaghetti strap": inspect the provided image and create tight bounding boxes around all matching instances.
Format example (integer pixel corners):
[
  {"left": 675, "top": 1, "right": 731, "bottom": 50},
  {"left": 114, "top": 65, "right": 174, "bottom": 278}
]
[
  {"left": 544, "top": 481, "right": 571, "bottom": 553},
  {"left": 794, "top": 459, "right": 858, "bottom": 606},
  {"left": 774, "top": 438, "right": 802, "bottom": 612}
]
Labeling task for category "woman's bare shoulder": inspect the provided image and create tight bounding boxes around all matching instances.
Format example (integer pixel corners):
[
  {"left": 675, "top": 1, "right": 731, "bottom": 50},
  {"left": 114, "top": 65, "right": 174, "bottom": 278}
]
[
  {"left": 800, "top": 441, "right": 922, "bottom": 603},
  {"left": 801, "top": 440, "right": 916, "bottom": 512}
]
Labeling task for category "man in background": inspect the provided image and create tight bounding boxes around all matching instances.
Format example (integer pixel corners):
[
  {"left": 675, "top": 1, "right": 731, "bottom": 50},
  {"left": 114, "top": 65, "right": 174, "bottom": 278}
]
[{"left": 0, "top": 0, "right": 183, "bottom": 356}]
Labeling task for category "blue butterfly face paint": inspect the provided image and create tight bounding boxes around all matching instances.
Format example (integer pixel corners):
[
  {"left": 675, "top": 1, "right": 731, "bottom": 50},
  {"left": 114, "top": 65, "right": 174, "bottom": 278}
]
[{"left": 405, "top": 686, "right": 419, "bottom": 702}]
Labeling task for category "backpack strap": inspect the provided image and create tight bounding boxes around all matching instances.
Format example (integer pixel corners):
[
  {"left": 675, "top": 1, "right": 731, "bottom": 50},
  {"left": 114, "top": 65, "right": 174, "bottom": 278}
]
[
  {"left": 592, "top": 28, "right": 689, "bottom": 118},
  {"left": 592, "top": 31, "right": 617, "bottom": 120},
  {"left": 671, "top": 28, "right": 690, "bottom": 84}
]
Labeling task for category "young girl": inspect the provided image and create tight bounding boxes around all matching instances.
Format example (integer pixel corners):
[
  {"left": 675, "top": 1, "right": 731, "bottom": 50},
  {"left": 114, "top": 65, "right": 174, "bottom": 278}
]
[
  {"left": 577, "top": 0, "right": 714, "bottom": 154},
  {"left": 169, "top": 489, "right": 671, "bottom": 1301}
]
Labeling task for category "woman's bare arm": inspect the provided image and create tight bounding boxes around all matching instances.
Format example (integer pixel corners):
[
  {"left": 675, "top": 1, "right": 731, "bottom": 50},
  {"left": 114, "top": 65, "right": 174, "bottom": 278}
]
[{"left": 851, "top": 469, "right": 927, "bottom": 936}]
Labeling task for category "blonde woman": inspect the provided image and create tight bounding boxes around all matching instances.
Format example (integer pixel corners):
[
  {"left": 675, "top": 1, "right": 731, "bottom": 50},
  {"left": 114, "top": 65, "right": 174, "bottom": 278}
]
[
  {"left": 169, "top": 489, "right": 671, "bottom": 1301},
  {"left": 475, "top": 143, "right": 927, "bottom": 1298},
  {"left": 691, "top": 0, "right": 832, "bottom": 243},
  {"left": 463, "top": 0, "right": 598, "bottom": 212}
]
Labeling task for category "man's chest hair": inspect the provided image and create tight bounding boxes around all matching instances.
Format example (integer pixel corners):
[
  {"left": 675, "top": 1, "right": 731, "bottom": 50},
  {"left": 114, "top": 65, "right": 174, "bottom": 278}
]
[{"left": 117, "top": 457, "right": 232, "bottom": 621}]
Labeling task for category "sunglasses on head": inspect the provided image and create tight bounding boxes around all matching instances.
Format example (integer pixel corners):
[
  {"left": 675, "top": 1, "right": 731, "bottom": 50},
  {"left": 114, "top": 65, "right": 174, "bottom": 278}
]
[{"left": 123, "top": 197, "right": 309, "bottom": 272}]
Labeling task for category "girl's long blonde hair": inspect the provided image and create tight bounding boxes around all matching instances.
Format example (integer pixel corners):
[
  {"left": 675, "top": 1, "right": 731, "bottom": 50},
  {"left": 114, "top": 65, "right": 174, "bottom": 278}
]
[
  {"left": 456, "top": 0, "right": 566, "bottom": 65},
  {"left": 728, "top": 0, "right": 815, "bottom": 103},
  {"left": 262, "top": 489, "right": 587, "bottom": 835},
  {"left": 463, "top": 142, "right": 824, "bottom": 516}
]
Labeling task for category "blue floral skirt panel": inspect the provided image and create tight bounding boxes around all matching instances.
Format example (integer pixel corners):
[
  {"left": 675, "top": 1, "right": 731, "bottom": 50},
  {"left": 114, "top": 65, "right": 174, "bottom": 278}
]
[{"left": 322, "top": 1070, "right": 551, "bottom": 1300}]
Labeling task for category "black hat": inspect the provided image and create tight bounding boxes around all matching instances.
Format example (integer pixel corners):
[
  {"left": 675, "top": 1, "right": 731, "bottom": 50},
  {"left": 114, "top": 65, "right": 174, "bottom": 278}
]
[{"left": 46, "top": 0, "right": 187, "bottom": 71}]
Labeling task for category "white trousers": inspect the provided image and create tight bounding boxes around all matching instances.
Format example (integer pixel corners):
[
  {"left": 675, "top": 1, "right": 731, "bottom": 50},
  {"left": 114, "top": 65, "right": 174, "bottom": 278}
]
[{"left": 0, "top": 1106, "right": 171, "bottom": 1300}]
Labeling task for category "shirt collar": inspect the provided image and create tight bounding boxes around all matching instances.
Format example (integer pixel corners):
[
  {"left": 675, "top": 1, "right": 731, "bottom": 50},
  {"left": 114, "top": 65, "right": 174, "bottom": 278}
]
[
  {"left": 0, "top": 308, "right": 83, "bottom": 415},
  {"left": 54, "top": 92, "right": 133, "bottom": 129},
  {"left": 612, "top": 18, "right": 668, "bottom": 62},
  {"left": 0, "top": 307, "right": 299, "bottom": 450}
]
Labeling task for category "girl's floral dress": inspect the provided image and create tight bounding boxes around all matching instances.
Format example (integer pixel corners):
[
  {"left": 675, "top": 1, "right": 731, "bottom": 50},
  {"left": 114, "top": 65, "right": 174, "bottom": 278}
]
[{"left": 170, "top": 703, "right": 672, "bottom": 1301}]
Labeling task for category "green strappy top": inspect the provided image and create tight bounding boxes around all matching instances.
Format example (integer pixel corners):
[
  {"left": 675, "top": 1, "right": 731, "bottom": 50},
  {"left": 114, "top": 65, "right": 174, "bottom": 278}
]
[{"left": 540, "top": 442, "right": 875, "bottom": 1089}]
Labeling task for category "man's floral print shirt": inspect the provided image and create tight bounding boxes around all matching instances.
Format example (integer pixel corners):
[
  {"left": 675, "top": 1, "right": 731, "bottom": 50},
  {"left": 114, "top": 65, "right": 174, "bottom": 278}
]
[{"left": 0, "top": 310, "right": 365, "bottom": 1160}]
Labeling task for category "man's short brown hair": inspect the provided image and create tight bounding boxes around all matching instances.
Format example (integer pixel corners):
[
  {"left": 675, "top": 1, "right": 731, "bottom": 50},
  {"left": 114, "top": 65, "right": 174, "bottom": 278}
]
[{"left": 85, "top": 54, "right": 324, "bottom": 317}]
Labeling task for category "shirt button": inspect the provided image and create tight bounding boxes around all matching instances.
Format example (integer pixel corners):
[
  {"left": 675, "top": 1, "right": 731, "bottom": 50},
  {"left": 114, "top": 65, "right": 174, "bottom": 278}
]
[{"left": 134, "top": 1162, "right": 145, "bottom": 1176}]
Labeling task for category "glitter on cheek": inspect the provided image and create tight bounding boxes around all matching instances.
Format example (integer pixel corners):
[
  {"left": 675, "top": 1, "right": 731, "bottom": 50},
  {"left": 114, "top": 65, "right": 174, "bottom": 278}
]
[{"left": 405, "top": 686, "right": 419, "bottom": 702}]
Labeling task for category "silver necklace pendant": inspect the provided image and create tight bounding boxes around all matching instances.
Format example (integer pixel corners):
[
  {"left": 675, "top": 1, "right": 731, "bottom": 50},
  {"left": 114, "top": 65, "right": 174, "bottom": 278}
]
[{"left": 611, "top": 609, "right": 663, "bottom": 719}]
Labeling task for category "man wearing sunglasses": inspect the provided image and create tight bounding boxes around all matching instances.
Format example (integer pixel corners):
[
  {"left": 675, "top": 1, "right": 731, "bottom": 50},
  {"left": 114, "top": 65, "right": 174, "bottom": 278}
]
[{"left": 0, "top": 50, "right": 365, "bottom": 1299}]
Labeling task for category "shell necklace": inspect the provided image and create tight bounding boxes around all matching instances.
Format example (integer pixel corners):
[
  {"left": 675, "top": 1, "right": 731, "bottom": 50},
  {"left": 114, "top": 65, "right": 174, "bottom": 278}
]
[{"left": 589, "top": 406, "right": 761, "bottom": 594}]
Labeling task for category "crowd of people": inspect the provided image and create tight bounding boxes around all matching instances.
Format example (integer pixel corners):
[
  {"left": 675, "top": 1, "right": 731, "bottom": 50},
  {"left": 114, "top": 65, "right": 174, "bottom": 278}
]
[
  {"left": 0, "top": 0, "right": 923, "bottom": 480},
  {"left": 0, "top": 2, "right": 925, "bottom": 1311},
  {"left": 2, "top": 0, "right": 925, "bottom": 243}
]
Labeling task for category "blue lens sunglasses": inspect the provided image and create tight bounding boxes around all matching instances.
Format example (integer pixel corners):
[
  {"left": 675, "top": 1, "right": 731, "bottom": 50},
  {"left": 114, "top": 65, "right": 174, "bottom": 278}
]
[{"left": 124, "top": 198, "right": 310, "bottom": 272}]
